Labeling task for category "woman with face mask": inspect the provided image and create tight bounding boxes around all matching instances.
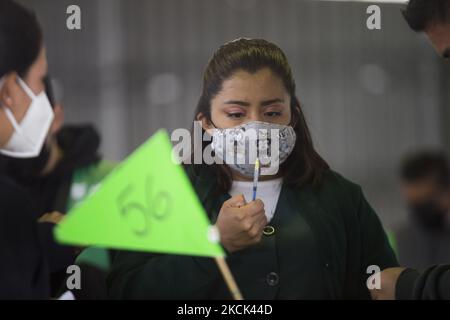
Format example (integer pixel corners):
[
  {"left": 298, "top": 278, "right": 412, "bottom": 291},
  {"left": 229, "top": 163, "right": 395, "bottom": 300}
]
[
  {"left": 108, "top": 39, "right": 398, "bottom": 299},
  {"left": 0, "top": 0, "right": 53, "bottom": 299}
]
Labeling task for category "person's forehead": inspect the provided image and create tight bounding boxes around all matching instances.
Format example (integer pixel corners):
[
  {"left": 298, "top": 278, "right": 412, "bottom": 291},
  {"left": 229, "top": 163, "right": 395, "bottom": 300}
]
[{"left": 217, "top": 70, "right": 288, "bottom": 101}]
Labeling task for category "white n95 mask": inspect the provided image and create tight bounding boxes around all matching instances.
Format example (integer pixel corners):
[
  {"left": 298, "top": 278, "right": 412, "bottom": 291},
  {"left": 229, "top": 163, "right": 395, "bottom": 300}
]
[{"left": 0, "top": 77, "right": 54, "bottom": 158}]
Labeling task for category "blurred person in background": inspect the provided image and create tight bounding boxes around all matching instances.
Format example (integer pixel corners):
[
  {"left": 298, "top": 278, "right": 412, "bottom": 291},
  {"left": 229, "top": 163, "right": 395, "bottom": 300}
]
[
  {"left": 404, "top": 0, "right": 450, "bottom": 59},
  {"left": 1, "top": 77, "right": 116, "bottom": 299},
  {"left": 393, "top": 151, "right": 450, "bottom": 271},
  {"left": 371, "top": 0, "right": 450, "bottom": 300},
  {"left": 0, "top": 0, "right": 51, "bottom": 299}
]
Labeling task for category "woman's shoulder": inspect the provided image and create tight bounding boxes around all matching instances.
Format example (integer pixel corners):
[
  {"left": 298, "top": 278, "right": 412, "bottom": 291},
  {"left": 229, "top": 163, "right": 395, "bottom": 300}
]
[
  {"left": 313, "top": 169, "right": 364, "bottom": 208},
  {"left": 321, "top": 170, "right": 361, "bottom": 192}
]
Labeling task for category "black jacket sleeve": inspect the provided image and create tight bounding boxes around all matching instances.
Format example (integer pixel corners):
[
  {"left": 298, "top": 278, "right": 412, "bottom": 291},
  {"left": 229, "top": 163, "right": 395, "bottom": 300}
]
[
  {"left": 37, "top": 222, "right": 76, "bottom": 273},
  {"left": 396, "top": 265, "right": 450, "bottom": 300},
  {"left": 357, "top": 187, "right": 399, "bottom": 298},
  {"left": 0, "top": 177, "right": 49, "bottom": 299}
]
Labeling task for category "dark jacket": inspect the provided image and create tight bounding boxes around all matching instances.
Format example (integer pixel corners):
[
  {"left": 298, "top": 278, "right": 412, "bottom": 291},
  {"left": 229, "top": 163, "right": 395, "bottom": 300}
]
[
  {"left": 1, "top": 125, "right": 105, "bottom": 297},
  {"left": 0, "top": 176, "right": 49, "bottom": 299},
  {"left": 396, "top": 265, "right": 450, "bottom": 300},
  {"left": 107, "top": 166, "right": 398, "bottom": 299}
]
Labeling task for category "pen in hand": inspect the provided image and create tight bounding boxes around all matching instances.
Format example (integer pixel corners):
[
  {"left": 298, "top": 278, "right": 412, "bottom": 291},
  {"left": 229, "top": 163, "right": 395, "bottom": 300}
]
[{"left": 252, "top": 158, "right": 260, "bottom": 201}]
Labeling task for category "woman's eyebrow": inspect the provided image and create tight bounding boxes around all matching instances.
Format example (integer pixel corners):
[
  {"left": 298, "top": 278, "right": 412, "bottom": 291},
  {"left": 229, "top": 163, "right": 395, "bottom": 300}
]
[
  {"left": 224, "top": 100, "right": 250, "bottom": 107},
  {"left": 223, "top": 98, "right": 284, "bottom": 107},
  {"left": 260, "top": 98, "right": 284, "bottom": 106}
]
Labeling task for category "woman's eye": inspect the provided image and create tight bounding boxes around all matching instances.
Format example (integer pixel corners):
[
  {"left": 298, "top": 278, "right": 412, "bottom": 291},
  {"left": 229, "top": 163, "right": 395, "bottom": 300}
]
[
  {"left": 227, "top": 113, "right": 245, "bottom": 119},
  {"left": 265, "top": 111, "right": 282, "bottom": 117}
]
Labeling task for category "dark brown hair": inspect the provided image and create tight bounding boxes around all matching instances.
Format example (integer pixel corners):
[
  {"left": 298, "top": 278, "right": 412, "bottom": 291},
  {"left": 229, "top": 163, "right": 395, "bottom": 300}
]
[
  {"left": 402, "top": 0, "right": 450, "bottom": 32},
  {"left": 0, "top": 0, "right": 43, "bottom": 78},
  {"left": 191, "top": 38, "right": 329, "bottom": 195},
  {"left": 401, "top": 150, "right": 450, "bottom": 189}
]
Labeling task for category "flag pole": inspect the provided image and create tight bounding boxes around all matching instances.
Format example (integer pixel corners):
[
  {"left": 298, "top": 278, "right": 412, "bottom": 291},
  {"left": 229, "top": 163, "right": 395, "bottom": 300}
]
[{"left": 215, "top": 256, "right": 243, "bottom": 300}]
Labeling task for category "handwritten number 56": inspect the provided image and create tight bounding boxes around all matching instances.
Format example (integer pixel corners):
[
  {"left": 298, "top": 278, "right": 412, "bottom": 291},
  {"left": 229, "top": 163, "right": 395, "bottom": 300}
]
[{"left": 117, "top": 176, "right": 171, "bottom": 236}]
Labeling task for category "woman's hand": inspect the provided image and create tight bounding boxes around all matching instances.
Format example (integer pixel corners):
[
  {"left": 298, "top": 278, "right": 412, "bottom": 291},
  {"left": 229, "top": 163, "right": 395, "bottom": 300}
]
[
  {"left": 369, "top": 267, "right": 406, "bottom": 300},
  {"left": 38, "top": 211, "right": 65, "bottom": 225},
  {"left": 215, "top": 194, "right": 267, "bottom": 253}
]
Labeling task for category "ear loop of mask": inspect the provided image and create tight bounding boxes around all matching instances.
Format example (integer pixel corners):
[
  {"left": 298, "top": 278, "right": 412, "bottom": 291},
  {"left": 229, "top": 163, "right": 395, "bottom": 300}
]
[
  {"left": 17, "top": 77, "right": 37, "bottom": 100},
  {"left": 0, "top": 76, "right": 22, "bottom": 136},
  {"left": 208, "top": 117, "right": 219, "bottom": 130},
  {"left": 1, "top": 78, "right": 36, "bottom": 146},
  {"left": 3, "top": 107, "right": 34, "bottom": 146}
]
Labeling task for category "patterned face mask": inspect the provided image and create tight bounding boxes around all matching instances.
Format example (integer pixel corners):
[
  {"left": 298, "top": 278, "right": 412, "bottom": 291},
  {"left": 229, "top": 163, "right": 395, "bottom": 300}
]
[{"left": 211, "top": 121, "right": 297, "bottom": 177}]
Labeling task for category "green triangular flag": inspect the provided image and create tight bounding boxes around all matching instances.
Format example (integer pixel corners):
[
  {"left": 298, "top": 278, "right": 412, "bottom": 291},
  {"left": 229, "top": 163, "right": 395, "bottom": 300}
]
[{"left": 55, "top": 130, "right": 224, "bottom": 258}]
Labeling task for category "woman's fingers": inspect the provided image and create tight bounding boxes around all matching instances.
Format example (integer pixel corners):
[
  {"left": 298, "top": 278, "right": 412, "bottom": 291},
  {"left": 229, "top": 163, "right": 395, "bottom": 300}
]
[{"left": 244, "top": 211, "right": 267, "bottom": 242}]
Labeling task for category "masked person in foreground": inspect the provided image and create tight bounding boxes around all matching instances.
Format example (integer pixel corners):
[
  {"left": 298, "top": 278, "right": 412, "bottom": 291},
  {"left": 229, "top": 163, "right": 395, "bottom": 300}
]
[
  {"left": 0, "top": 76, "right": 116, "bottom": 299},
  {"left": 0, "top": 0, "right": 51, "bottom": 299},
  {"left": 107, "top": 38, "right": 398, "bottom": 300}
]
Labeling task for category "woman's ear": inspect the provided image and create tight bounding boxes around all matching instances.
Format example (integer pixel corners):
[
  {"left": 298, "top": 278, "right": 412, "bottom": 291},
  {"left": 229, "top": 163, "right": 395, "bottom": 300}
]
[
  {"left": 196, "top": 112, "right": 215, "bottom": 135},
  {"left": 0, "top": 73, "right": 17, "bottom": 108},
  {"left": 1, "top": 73, "right": 30, "bottom": 121}
]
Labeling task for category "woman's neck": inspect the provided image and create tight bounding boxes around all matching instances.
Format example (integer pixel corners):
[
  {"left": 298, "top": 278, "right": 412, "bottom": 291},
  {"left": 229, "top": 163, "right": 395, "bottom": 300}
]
[{"left": 231, "top": 167, "right": 282, "bottom": 182}]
